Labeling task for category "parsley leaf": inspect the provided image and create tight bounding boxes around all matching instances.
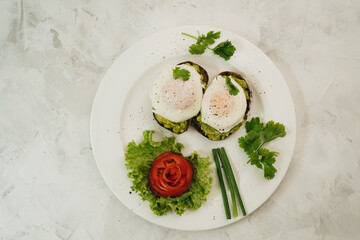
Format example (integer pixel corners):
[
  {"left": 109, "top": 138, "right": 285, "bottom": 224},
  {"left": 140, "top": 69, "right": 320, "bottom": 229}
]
[
  {"left": 238, "top": 131, "right": 261, "bottom": 155},
  {"left": 173, "top": 67, "right": 190, "bottom": 81},
  {"left": 263, "top": 121, "right": 287, "bottom": 142},
  {"left": 213, "top": 40, "right": 236, "bottom": 61},
  {"left": 198, "top": 31, "right": 221, "bottom": 45},
  {"left": 189, "top": 43, "right": 206, "bottom": 55},
  {"left": 249, "top": 152, "right": 262, "bottom": 169},
  {"left": 238, "top": 117, "right": 286, "bottom": 180},
  {"left": 263, "top": 163, "right": 277, "bottom": 180},
  {"left": 245, "top": 117, "right": 264, "bottom": 133},
  {"left": 182, "top": 31, "right": 236, "bottom": 60},
  {"left": 258, "top": 148, "right": 278, "bottom": 166},
  {"left": 225, "top": 77, "right": 239, "bottom": 95},
  {"left": 258, "top": 148, "right": 279, "bottom": 159}
]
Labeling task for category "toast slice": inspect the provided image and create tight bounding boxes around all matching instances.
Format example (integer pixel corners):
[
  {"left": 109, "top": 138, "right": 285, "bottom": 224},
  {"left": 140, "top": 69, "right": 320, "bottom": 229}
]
[
  {"left": 153, "top": 61, "right": 209, "bottom": 134},
  {"left": 192, "top": 71, "right": 251, "bottom": 140}
]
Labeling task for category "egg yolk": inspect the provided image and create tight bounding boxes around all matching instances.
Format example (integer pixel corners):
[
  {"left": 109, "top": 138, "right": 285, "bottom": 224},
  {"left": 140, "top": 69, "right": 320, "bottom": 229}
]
[
  {"left": 162, "top": 80, "right": 197, "bottom": 110},
  {"left": 209, "top": 91, "right": 235, "bottom": 117}
]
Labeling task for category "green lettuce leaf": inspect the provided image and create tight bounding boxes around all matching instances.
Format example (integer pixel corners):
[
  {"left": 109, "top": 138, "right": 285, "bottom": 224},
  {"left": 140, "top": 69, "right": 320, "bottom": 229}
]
[{"left": 125, "top": 130, "right": 213, "bottom": 216}]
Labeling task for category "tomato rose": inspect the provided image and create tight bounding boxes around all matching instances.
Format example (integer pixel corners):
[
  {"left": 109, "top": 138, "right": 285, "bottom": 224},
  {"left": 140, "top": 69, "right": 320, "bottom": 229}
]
[{"left": 148, "top": 152, "right": 194, "bottom": 198}]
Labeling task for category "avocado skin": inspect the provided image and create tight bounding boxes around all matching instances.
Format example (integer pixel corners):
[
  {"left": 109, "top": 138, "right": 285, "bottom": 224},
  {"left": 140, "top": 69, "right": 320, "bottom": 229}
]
[
  {"left": 152, "top": 61, "right": 209, "bottom": 134},
  {"left": 192, "top": 71, "right": 251, "bottom": 141}
]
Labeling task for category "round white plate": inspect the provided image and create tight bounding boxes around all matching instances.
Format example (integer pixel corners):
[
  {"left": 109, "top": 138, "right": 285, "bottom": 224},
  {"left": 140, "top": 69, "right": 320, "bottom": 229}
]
[{"left": 90, "top": 26, "right": 296, "bottom": 231}]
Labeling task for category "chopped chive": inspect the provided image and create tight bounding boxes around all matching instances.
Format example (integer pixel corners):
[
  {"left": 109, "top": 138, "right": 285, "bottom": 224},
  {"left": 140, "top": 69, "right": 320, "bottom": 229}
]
[
  {"left": 220, "top": 147, "right": 247, "bottom": 216},
  {"left": 216, "top": 148, "right": 238, "bottom": 217},
  {"left": 212, "top": 149, "right": 231, "bottom": 219}
]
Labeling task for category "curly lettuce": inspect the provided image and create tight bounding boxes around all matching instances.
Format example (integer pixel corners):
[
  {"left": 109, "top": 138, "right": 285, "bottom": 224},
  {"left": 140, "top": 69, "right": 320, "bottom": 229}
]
[{"left": 125, "top": 130, "right": 213, "bottom": 216}]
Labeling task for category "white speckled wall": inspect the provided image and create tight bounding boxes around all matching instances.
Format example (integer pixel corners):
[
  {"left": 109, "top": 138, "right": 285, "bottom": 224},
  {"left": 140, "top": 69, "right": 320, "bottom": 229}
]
[{"left": 1, "top": 0, "right": 359, "bottom": 239}]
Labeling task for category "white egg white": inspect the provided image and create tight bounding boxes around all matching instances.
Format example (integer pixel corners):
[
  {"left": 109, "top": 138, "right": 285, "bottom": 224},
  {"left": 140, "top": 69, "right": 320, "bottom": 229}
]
[
  {"left": 201, "top": 75, "right": 247, "bottom": 133},
  {"left": 151, "top": 64, "right": 203, "bottom": 123}
]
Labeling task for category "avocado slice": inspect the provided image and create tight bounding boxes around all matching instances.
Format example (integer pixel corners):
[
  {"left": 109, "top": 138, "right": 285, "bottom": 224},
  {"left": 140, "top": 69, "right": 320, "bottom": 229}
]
[
  {"left": 153, "top": 61, "right": 209, "bottom": 134},
  {"left": 153, "top": 113, "right": 190, "bottom": 134},
  {"left": 192, "top": 71, "right": 251, "bottom": 141}
]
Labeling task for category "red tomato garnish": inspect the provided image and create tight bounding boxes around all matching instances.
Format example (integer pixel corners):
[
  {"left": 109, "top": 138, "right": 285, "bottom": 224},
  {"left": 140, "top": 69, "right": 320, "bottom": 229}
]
[{"left": 148, "top": 152, "right": 194, "bottom": 198}]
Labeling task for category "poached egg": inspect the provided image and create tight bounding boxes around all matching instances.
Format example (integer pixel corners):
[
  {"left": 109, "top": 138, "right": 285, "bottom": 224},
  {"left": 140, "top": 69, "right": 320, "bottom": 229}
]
[
  {"left": 201, "top": 75, "right": 247, "bottom": 132},
  {"left": 151, "top": 64, "right": 204, "bottom": 123}
]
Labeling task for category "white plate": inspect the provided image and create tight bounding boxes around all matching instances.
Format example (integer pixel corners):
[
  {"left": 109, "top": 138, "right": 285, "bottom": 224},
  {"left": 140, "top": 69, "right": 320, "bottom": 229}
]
[{"left": 90, "top": 26, "right": 296, "bottom": 231}]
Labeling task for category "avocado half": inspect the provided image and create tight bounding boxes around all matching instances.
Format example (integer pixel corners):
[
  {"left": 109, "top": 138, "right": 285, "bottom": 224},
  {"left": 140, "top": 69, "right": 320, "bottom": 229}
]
[
  {"left": 192, "top": 71, "right": 251, "bottom": 141},
  {"left": 153, "top": 61, "right": 209, "bottom": 134}
]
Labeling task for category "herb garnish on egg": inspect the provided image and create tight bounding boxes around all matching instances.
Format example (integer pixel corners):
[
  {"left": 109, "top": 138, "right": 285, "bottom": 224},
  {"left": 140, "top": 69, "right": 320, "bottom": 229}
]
[
  {"left": 225, "top": 76, "right": 240, "bottom": 95},
  {"left": 172, "top": 67, "right": 190, "bottom": 81}
]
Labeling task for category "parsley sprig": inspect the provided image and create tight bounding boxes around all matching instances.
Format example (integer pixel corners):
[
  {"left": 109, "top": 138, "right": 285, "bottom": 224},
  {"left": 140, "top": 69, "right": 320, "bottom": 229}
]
[
  {"left": 182, "top": 31, "right": 236, "bottom": 61},
  {"left": 238, "top": 117, "right": 286, "bottom": 180},
  {"left": 173, "top": 67, "right": 190, "bottom": 81}
]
